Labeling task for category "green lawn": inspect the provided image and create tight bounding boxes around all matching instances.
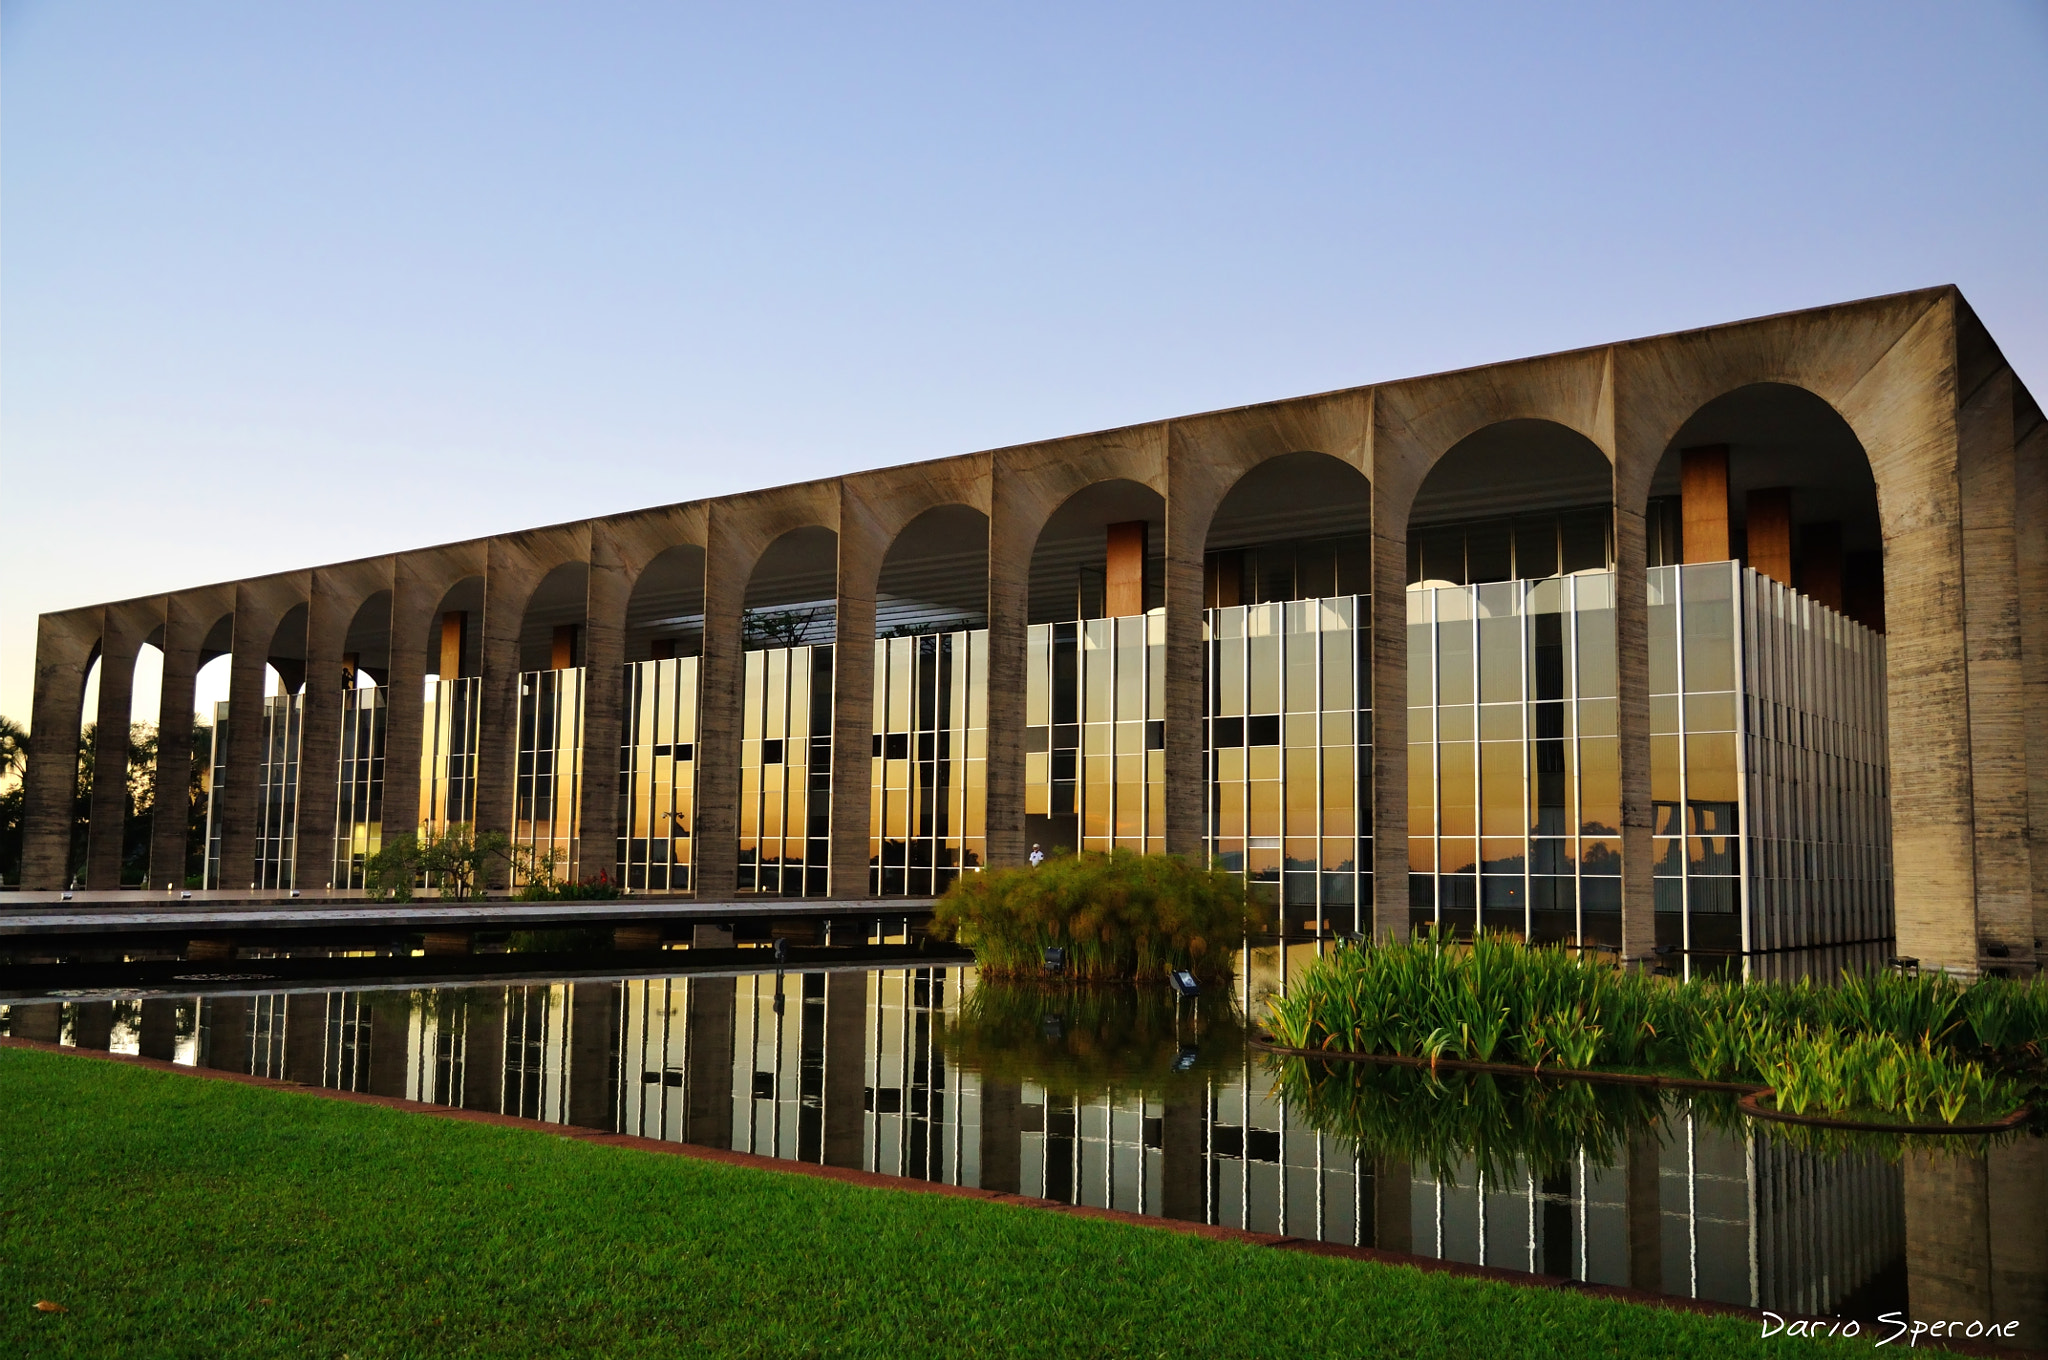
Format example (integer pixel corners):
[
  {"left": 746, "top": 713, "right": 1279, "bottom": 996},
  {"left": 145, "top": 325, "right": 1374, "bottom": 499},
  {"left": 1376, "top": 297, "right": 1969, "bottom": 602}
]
[{"left": 1, "top": 1046, "right": 1909, "bottom": 1359}]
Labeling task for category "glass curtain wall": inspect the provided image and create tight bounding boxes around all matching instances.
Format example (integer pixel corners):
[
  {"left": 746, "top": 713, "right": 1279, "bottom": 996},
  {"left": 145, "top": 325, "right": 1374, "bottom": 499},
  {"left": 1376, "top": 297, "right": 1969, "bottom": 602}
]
[
  {"left": 513, "top": 668, "right": 584, "bottom": 885},
  {"left": 865, "top": 967, "right": 974, "bottom": 1185},
  {"left": 1406, "top": 573, "right": 1623, "bottom": 947},
  {"left": 332, "top": 686, "right": 386, "bottom": 889},
  {"left": 501, "top": 984, "right": 571, "bottom": 1122},
  {"left": 1024, "top": 614, "right": 1165, "bottom": 853},
  {"left": 618, "top": 657, "right": 699, "bottom": 891},
  {"left": 870, "top": 630, "right": 988, "bottom": 896},
  {"left": 254, "top": 693, "right": 304, "bottom": 890},
  {"left": 421, "top": 677, "right": 482, "bottom": 837},
  {"left": 202, "top": 702, "right": 229, "bottom": 887},
  {"left": 1738, "top": 570, "right": 1891, "bottom": 952},
  {"left": 738, "top": 644, "right": 833, "bottom": 896},
  {"left": 732, "top": 970, "right": 829, "bottom": 1163},
  {"left": 1204, "top": 596, "right": 1371, "bottom": 937},
  {"left": 1649, "top": 564, "right": 1743, "bottom": 953}
]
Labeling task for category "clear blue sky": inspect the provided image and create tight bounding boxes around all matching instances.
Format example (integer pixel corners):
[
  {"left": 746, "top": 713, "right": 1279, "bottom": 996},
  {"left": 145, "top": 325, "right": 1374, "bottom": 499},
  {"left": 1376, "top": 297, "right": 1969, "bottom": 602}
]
[{"left": 6, "top": 1, "right": 2045, "bottom": 725}]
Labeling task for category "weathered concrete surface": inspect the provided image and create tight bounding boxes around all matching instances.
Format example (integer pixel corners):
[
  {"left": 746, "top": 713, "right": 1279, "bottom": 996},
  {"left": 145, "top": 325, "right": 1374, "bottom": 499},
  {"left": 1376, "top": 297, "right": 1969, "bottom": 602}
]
[{"left": 22, "top": 287, "right": 2041, "bottom": 974}]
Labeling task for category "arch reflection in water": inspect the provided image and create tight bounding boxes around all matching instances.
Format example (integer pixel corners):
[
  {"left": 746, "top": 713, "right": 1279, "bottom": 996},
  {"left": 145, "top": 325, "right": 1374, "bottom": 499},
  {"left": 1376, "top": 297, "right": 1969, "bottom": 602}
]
[{"left": 25, "top": 967, "right": 2038, "bottom": 1345}]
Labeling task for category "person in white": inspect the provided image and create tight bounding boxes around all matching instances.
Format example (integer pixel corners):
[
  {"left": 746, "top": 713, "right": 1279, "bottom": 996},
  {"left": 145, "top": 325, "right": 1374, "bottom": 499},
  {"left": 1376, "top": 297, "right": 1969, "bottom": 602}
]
[{"left": 1028, "top": 844, "right": 1045, "bottom": 867}]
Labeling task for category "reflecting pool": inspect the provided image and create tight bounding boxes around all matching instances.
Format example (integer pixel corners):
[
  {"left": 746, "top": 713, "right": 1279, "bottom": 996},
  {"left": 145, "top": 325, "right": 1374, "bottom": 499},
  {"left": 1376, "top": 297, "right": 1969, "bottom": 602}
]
[{"left": 5, "top": 959, "right": 2042, "bottom": 1347}]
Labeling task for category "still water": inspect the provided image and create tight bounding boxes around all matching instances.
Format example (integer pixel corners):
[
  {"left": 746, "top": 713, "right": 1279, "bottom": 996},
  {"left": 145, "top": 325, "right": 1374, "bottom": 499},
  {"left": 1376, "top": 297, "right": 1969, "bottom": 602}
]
[{"left": 6, "top": 956, "right": 2043, "bottom": 1348}]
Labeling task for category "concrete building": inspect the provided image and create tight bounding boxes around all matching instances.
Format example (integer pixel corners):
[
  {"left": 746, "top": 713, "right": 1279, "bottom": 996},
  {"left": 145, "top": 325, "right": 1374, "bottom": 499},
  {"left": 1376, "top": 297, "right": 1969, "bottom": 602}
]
[{"left": 19, "top": 287, "right": 2046, "bottom": 974}]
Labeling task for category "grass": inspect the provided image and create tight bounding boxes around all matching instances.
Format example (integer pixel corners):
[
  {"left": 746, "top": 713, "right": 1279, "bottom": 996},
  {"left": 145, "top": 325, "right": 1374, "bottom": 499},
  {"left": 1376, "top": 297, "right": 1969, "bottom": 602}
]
[
  {"left": 1264, "top": 933, "right": 2043, "bottom": 1124},
  {"left": 0, "top": 1047, "right": 1910, "bottom": 1360}
]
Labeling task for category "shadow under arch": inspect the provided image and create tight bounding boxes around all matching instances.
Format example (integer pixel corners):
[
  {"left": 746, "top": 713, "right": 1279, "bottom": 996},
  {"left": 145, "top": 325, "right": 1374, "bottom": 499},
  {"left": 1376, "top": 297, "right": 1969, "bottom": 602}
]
[
  {"left": 1407, "top": 419, "right": 1615, "bottom": 587},
  {"left": 745, "top": 524, "right": 839, "bottom": 648},
  {"left": 1646, "top": 382, "right": 1883, "bottom": 631},
  {"left": 626, "top": 544, "right": 705, "bottom": 661},
  {"left": 877, "top": 503, "right": 989, "bottom": 636},
  {"left": 518, "top": 561, "right": 591, "bottom": 671},
  {"left": 1028, "top": 478, "right": 1165, "bottom": 624},
  {"left": 1203, "top": 450, "right": 1373, "bottom": 606}
]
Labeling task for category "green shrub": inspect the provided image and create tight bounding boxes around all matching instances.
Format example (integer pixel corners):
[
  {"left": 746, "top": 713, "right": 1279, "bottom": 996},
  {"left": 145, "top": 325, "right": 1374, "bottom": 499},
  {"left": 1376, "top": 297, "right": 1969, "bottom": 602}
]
[
  {"left": 941, "top": 980, "right": 1245, "bottom": 1100},
  {"left": 929, "top": 849, "right": 1267, "bottom": 982}
]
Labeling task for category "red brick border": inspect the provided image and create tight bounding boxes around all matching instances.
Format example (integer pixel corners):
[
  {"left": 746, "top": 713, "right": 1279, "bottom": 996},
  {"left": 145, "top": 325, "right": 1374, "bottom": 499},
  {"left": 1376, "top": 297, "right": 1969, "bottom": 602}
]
[{"left": 4, "top": 1036, "right": 2030, "bottom": 1358}]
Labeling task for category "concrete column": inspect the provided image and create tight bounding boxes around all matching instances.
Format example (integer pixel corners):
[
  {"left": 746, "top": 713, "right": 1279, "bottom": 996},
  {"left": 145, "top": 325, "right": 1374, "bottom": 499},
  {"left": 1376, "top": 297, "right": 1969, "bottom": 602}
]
[
  {"left": 567, "top": 983, "right": 619, "bottom": 1128},
  {"left": 366, "top": 992, "right": 412, "bottom": 1098},
  {"left": 9, "top": 1004, "right": 62, "bottom": 1043},
  {"left": 1745, "top": 488, "right": 1793, "bottom": 586},
  {"left": 295, "top": 573, "right": 363, "bottom": 890},
  {"left": 21, "top": 612, "right": 98, "bottom": 888},
  {"left": 477, "top": 547, "right": 528, "bottom": 884},
  {"left": 463, "top": 989, "right": 506, "bottom": 1113},
  {"left": 71, "top": 1002, "right": 113, "bottom": 1051},
  {"left": 148, "top": 598, "right": 205, "bottom": 889},
  {"left": 84, "top": 609, "right": 146, "bottom": 889},
  {"left": 830, "top": 492, "right": 879, "bottom": 899},
  {"left": 1106, "top": 522, "right": 1146, "bottom": 618},
  {"left": 984, "top": 474, "right": 1033, "bottom": 870},
  {"left": 823, "top": 971, "right": 867, "bottom": 1168},
  {"left": 1158, "top": 1102, "right": 1205, "bottom": 1222},
  {"left": 1959, "top": 368, "right": 2033, "bottom": 964},
  {"left": 284, "top": 992, "right": 327, "bottom": 1084},
  {"left": 205, "top": 996, "right": 251, "bottom": 1072},
  {"left": 2018, "top": 399, "right": 2048, "bottom": 966},
  {"left": 218, "top": 586, "right": 284, "bottom": 889},
  {"left": 1626, "top": 1128, "right": 1662, "bottom": 1291},
  {"left": 576, "top": 527, "right": 629, "bottom": 886},
  {"left": 1680, "top": 446, "right": 1729, "bottom": 563},
  {"left": 1371, "top": 1159, "right": 1412, "bottom": 1252},
  {"left": 685, "top": 977, "right": 737, "bottom": 1143},
  {"left": 139, "top": 999, "right": 179, "bottom": 1061},
  {"left": 382, "top": 563, "right": 436, "bottom": 850},
  {"left": 1905, "top": 1146, "right": 1992, "bottom": 1323},
  {"left": 978, "top": 1079, "right": 1023, "bottom": 1192},
  {"left": 694, "top": 510, "right": 747, "bottom": 895},
  {"left": 1801, "top": 522, "right": 1844, "bottom": 611},
  {"left": 1987, "top": 1137, "right": 2048, "bottom": 1344},
  {"left": 1370, "top": 505, "right": 1411, "bottom": 941},
  {"left": 1616, "top": 503, "right": 1656, "bottom": 961},
  {"left": 1162, "top": 495, "right": 1207, "bottom": 861}
]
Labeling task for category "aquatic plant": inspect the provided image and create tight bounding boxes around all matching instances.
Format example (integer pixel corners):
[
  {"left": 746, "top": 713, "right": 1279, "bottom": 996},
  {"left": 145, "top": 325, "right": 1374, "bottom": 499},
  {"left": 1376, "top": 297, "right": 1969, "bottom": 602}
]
[
  {"left": 930, "top": 849, "right": 1267, "bottom": 982},
  {"left": 1265, "top": 933, "right": 2042, "bottom": 1124}
]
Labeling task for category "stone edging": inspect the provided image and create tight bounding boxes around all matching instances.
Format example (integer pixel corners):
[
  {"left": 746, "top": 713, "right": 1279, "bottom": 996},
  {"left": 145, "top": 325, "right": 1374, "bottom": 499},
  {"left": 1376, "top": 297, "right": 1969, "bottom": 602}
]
[
  {"left": 2, "top": 1036, "right": 2031, "bottom": 1359},
  {"left": 1736, "top": 1088, "right": 2032, "bottom": 1135}
]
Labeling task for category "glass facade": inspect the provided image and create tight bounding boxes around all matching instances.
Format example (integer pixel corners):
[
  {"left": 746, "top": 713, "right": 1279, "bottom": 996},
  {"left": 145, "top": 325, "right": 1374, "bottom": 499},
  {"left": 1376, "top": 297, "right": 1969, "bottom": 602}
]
[
  {"left": 738, "top": 644, "right": 833, "bottom": 896},
  {"left": 1405, "top": 573, "right": 1622, "bottom": 946},
  {"left": 202, "top": 694, "right": 304, "bottom": 890},
  {"left": 1736, "top": 568, "right": 1892, "bottom": 952},
  {"left": 420, "top": 676, "right": 481, "bottom": 836},
  {"left": 1024, "top": 614, "right": 1166, "bottom": 853},
  {"left": 332, "top": 685, "right": 386, "bottom": 889},
  {"left": 513, "top": 667, "right": 585, "bottom": 884},
  {"left": 870, "top": 630, "right": 988, "bottom": 896},
  {"left": 1203, "top": 596, "right": 1373, "bottom": 936},
  {"left": 617, "top": 656, "right": 700, "bottom": 891}
]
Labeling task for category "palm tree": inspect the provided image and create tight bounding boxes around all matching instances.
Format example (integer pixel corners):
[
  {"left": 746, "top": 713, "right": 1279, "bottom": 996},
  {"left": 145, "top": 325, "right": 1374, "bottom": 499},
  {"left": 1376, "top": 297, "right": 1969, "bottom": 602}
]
[{"left": 0, "top": 713, "right": 25, "bottom": 786}]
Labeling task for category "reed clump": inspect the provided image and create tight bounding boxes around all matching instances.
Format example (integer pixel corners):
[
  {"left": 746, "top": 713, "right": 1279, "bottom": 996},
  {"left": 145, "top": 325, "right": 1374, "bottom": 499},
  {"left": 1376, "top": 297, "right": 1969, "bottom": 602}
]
[
  {"left": 1264, "top": 932, "right": 2041, "bottom": 1125},
  {"left": 930, "top": 849, "right": 1267, "bottom": 983}
]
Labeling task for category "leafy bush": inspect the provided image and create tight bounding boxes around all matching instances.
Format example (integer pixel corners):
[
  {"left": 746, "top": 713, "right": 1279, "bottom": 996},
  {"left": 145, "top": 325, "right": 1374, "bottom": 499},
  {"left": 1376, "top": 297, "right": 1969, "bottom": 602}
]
[{"left": 930, "top": 849, "right": 1268, "bottom": 982}]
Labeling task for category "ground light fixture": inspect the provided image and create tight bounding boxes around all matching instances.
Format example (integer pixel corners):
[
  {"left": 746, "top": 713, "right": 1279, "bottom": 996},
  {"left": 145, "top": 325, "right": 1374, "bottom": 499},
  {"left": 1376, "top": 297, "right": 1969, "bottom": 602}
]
[
  {"left": 1043, "top": 946, "right": 1065, "bottom": 977},
  {"left": 1169, "top": 969, "right": 1200, "bottom": 998}
]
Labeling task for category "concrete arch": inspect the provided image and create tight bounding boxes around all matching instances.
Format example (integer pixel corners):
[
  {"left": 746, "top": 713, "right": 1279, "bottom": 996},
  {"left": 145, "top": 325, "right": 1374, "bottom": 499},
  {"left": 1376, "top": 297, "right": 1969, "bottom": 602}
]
[
  {"left": 1407, "top": 419, "right": 1616, "bottom": 587},
  {"left": 624, "top": 543, "right": 707, "bottom": 660},
  {"left": 517, "top": 560, "right": 592, "bottom": 670},
  {"left": 1026, "top": 478, "right": 1167, "bottom": 624}
]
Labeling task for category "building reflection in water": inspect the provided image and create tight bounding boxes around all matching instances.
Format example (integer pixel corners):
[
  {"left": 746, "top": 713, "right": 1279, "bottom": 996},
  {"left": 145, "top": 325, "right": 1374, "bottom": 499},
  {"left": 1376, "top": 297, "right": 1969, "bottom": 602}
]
[{"left": 8, "top": 967, "right": 2041, "bottom": 1346}]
